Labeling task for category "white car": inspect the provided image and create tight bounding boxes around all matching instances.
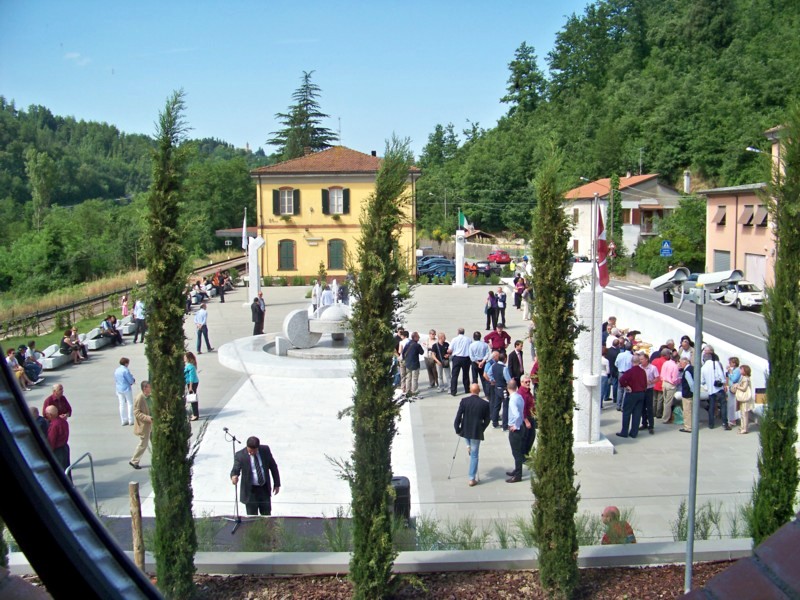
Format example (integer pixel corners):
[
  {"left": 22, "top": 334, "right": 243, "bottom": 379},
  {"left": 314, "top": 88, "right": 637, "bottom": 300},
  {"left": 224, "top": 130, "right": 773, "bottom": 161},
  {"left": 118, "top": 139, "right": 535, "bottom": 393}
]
[{"left": 722, "top": 280, "right": 764, "bottom": 311}]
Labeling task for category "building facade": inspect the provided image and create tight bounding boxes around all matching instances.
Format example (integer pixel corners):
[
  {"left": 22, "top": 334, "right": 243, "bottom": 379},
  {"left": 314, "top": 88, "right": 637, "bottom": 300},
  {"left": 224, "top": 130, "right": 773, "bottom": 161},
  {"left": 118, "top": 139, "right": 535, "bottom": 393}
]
[
  {"left": 564, "top": 174, "right": 682, "bottom": 256},
  {"left": 250, "top": 146, "right": 418, "bottom": 280}
]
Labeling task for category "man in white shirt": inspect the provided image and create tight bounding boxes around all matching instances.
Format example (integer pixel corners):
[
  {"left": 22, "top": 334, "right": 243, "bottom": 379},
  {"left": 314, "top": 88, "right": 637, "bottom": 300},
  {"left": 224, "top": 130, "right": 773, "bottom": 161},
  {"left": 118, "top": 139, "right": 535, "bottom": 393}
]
[
  {"left": 701, "top": 350, "right": 728, "bottom": 430},
  {"left": 448, "top": 328, "right": 472, "bottom": 397},
  {"left": 505, "top": 380, "right": 525, "bottom": 483},
  {"left": 133, "top": 299, "right": 147, "bottom": 344},
  {"left": 614, "top": 344, "right": 633, "bottom": 410}
]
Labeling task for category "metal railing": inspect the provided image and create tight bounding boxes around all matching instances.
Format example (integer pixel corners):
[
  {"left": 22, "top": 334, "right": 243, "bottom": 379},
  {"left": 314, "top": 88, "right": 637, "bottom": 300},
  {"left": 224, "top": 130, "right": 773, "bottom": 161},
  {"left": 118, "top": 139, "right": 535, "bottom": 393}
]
[{"left": 65, "top": 451, "right": 100, "bottom": 515}]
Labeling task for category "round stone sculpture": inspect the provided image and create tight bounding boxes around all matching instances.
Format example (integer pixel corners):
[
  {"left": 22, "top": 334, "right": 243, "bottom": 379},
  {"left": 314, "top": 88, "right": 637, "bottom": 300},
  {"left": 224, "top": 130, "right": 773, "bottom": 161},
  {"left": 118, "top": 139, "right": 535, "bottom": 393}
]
[{"left": 282, "top": 309, "right": 321, "bottom": 349}]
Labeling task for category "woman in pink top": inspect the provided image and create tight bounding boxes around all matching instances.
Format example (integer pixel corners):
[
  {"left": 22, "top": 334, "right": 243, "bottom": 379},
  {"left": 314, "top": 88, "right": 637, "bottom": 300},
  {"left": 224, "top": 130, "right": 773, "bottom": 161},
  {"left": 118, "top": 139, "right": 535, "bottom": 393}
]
[{"left": 660, "top": 353, "right": 681, "bottom": 424}]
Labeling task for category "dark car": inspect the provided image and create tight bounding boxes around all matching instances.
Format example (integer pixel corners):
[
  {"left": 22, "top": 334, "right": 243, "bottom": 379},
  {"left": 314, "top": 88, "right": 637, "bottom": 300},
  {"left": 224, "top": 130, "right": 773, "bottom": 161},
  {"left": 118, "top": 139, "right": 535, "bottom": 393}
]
[
  {"left": 417, "top": 255, "right": 446, "bottom": 268},
  {"left": 474, "top": 260, "right": 501, "bottom": 276},
  {"left": 430, "top": 263, "right": 456, "bottom": 278},
  {"left": 417, "top": 258, "right": 455, "bottom": 276}
]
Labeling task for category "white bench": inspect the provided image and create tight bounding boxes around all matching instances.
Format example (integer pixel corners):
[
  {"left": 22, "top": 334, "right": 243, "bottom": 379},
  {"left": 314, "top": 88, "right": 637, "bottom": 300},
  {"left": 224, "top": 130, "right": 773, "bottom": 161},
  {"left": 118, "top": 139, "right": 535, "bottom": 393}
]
[
  {"left": 40, "top": 344, "right": 70, "bottom": 371},
  {"left": 85, "top": 327, "right": 113, "bottom": 351},
  {"left": 120, "top": 316, "right": 138, "bottom": 335}
]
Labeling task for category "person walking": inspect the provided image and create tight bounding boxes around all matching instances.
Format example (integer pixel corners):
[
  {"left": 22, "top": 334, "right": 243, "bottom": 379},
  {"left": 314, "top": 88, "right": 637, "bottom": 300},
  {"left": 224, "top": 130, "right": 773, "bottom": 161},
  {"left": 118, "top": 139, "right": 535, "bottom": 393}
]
[
  {"left": 129, "top": 381, "right": 153, "bottom": 469},
  {"left": 45, "top": 405, "right": 71, "bottom": 478},
  {"left": 484, "top": 291, "right": 498, "bottom": 331},
  {"left": 184, "top": 351, "right": 200, "bottom": 421},
  {"left": 230, "top": 436, "right": 281, "bottom": 515},
  {"left": 453, "top": 383, "right": 491, "bottom": 486},
  {"left": 731, "top": 365, "right": 755, "bottom": 434},
  {"left": 132, "top": 298, "right": 147, "bottom": 344},
  {"left": 114, "top": 357, "right": 135, "bottom": 426},
  {"left": 496, "top": 286, "right": 508, "bottom": 327},
  {"left": 194, "top": 302, "right": 212, "bottom": 354},
  {"left": 251, "top": 297, "right": 265, "bottom": 335},
  {"left": 422, "top": 329, "right": 439, "bottom": 389}
]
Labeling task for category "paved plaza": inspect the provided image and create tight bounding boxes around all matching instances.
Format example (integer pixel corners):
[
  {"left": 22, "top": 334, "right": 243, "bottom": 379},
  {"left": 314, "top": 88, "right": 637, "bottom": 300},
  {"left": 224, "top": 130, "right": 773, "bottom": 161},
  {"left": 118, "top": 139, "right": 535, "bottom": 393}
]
[{"left": 23, "top": 283, "right": 760, "bottom": 542}]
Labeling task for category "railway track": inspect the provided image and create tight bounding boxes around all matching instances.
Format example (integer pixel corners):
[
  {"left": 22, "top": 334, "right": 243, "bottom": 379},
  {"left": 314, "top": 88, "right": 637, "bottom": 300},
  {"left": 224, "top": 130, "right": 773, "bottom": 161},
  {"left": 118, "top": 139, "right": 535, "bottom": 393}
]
[{"left": 1, "top": 256, "right": 247, "bottom": 341}]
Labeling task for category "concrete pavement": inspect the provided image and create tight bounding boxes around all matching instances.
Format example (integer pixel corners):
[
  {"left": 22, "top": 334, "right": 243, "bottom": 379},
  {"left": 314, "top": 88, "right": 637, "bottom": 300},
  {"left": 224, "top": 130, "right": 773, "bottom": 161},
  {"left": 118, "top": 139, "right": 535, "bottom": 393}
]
[{"left": 23, "top": 281, "right": 761, "bottom": 543}]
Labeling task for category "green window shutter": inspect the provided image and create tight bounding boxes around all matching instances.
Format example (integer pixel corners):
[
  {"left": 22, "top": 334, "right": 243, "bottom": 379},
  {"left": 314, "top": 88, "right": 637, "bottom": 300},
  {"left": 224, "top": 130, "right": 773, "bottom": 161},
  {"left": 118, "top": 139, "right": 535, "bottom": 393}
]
[
  {"left": 293, "top": 189, "right": 300, "bottom": 215},
  {"left": 322, "top": 189, "right": 330, "bottom": 214},
  {"left": 328, "top": 239, "right": 345, "bottom": 270},
  {"left": 343, "top": 188, "right": 350, "bottom": 214},
  {"left": 278, "top": 240, "right": 295, "bottom": 270},
  {"left": 272, "top": 190, "right": 280, "bottom": 215}
]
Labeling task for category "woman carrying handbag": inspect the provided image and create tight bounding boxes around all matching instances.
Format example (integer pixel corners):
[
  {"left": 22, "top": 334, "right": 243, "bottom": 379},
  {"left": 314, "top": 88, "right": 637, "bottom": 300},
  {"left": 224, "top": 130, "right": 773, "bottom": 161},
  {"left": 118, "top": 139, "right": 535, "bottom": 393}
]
[{"left": 184, "top": 351, "right": 200, "bottom": 421}]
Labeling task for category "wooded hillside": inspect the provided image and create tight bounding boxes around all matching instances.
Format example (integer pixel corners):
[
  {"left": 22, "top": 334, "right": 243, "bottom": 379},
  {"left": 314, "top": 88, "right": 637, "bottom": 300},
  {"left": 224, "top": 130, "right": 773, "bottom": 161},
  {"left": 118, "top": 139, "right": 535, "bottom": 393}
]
[
  {"left": 417, "top": 0, "right": 800, "bottom": 235},
  {"left": 0, "top": 98, "right": 270, "bottom": 296}
]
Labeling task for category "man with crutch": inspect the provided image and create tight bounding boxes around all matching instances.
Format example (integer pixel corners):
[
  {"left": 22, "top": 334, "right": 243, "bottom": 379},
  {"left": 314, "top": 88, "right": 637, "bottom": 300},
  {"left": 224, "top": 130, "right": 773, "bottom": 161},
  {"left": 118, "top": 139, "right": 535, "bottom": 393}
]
[{"left": 452, "top": 383, "right": 491, "bottom": 487}]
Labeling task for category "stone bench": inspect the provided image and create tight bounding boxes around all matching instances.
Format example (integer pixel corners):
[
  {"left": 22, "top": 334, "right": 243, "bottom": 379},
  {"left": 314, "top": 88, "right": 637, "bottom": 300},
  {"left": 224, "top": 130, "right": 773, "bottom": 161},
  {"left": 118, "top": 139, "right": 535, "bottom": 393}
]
[
  {"left": 39, "top": 344, "right": 70, "bottom": 371},
  {"left": 120, "top": 316, "right": 137, "bottom": 335},
  {"left": 85, "top": 327, "right": 113, "bottom": 351}
]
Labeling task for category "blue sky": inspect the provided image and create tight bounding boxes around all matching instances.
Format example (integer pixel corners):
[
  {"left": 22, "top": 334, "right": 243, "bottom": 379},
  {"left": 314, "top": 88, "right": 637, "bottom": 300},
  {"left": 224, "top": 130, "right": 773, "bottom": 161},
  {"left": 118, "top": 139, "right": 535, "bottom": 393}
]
[{"left": 1, "top": 1, "right": 588, "bottom": 157}]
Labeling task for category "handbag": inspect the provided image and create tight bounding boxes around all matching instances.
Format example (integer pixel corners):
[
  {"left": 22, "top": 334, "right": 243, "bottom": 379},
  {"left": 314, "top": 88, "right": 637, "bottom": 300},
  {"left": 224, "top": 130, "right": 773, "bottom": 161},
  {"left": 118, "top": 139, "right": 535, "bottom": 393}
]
[{"left": 186, "top": 392, "right": 198, "bottom": 404}]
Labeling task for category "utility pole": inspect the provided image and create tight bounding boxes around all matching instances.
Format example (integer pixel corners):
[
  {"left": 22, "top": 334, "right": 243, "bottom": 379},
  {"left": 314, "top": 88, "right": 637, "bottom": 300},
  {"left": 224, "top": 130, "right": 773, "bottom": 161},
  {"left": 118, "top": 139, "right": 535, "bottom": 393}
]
[{"left": 639, "top": 148, "right": 644, "bottom": 175}]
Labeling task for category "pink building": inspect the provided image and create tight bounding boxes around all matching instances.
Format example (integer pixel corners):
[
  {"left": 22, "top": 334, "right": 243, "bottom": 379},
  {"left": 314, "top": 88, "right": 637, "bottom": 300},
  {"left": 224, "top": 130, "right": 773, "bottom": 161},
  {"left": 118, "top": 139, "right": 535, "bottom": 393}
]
[{"left": 699, "top": 128, "right": 782, "bottom": 289}]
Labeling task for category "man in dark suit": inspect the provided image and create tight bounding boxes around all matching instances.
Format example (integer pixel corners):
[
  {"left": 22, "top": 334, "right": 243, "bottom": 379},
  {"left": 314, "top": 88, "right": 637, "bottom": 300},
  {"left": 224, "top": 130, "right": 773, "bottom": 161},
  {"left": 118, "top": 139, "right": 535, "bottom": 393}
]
[
  {"left": 507, "top": 340, "right": 525, "bottom": 386},
  {"left": 453, "top": 383, "right": 491, "bottom": 487},
  {"left": 251, "top": 297, "right": 265, "bottom": 335},
  {"left": 230, "top": 436, "right": 281, "bottom": 515}
]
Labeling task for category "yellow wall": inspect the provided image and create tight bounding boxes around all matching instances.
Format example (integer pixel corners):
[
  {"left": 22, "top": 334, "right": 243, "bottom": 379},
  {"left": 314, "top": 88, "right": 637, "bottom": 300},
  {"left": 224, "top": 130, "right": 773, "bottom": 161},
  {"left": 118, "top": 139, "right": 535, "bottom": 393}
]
[{"left": 254, "top": 176, "right": 416, "bottom": 280}]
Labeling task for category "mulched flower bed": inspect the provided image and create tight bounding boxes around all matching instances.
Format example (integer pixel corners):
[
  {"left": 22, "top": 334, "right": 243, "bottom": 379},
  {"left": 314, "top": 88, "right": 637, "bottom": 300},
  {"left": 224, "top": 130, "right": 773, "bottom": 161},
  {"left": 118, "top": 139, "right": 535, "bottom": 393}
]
[{"left": 193, "top": 560, "right": 733, "bottom": 599}]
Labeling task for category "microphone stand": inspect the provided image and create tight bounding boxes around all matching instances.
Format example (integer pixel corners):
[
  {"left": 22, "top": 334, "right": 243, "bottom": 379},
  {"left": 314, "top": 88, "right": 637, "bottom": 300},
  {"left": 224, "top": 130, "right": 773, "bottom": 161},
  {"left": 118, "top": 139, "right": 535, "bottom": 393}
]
[{"left": 223, "top": 427, "right": 242, "bottom": 534}]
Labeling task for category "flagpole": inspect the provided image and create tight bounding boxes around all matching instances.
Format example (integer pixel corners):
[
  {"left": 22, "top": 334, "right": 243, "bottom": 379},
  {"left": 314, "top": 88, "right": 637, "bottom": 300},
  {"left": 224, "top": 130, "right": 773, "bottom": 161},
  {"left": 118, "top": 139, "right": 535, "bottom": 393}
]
[
  {"left": 243, "top": 207, "right": 248, "bottom": 285},
  {"left": 588, "top": 193, "right": 599, "bottom": 445}
]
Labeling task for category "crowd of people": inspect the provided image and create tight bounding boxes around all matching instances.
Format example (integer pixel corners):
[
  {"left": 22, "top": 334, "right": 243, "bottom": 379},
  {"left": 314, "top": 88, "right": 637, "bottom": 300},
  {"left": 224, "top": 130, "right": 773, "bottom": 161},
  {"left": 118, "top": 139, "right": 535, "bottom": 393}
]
[{"left": 601, "top": 316, "right": 759, "bottom": 439}]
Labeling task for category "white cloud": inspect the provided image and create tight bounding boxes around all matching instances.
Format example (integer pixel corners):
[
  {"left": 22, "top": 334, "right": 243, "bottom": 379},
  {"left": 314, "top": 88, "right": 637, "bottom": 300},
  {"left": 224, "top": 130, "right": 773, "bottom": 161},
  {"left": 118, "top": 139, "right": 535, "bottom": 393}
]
[{"left": 63, "top": 52, "right": 91, "bottom": 67}]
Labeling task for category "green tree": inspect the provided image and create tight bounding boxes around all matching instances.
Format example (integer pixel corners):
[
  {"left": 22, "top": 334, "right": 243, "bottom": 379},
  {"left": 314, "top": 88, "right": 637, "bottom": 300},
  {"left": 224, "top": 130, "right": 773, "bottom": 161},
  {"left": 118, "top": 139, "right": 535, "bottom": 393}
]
[
  {"left": 348, "top": 136, "right": 413, "bottom": 599},
  {"left": 530, "top": 145, "right": 580, "bottom": 599},
  {"left": 145, "top": 90, "right": 197, "bottom": 599},
  {"left": 608, "top": 173, "right": 622, "bottom": 242},
  {"left": 24, "top": 147, "right": 56, "bottom": 230},
  {"left": 500, "top": 42, "right": 547, "bottom": 115},
  {"left": 268, "top": 71, "right": 337, "bottom": 161},
  {"left": 752, "top": 106, "right": 800, "bottom": 544},
  {"left": 633, "top": 195, "right": 706, "bottom": 277}
]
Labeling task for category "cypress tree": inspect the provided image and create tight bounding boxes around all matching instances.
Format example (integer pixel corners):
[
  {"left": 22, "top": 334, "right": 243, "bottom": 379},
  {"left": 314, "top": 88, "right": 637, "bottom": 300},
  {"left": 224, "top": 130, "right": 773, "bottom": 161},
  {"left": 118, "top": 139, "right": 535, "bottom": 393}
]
[
  {"left": 530, "top": 146, "right": 580, "bottom": 599},
  {"left": 348, "top": 137, "right": 413, "bottom": 599},
  {"left": 752, "top": 104, "right": 800, "bottom": 544},
  {"left": 145, "top": 90, "right": 197, "bottom": 598}
]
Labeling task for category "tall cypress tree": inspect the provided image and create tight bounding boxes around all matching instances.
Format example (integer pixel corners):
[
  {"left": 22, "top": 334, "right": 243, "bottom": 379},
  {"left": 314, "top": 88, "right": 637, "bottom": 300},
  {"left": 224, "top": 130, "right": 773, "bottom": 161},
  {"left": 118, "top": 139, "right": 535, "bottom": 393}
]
[
  {"left": 145, "top": 90, "right": 197, "bottom": 599},
  {"left": 348, "top": 137, "right": 412, "bottom": 599},
  {"left": 752, "top": 105, "right": 800, "bottom": 544},
  {"left": 530, "top": 146, "right": 580, "bottom": 599},
  {"left": 268, "top": 71, "right": 337, "bottom": 161}
]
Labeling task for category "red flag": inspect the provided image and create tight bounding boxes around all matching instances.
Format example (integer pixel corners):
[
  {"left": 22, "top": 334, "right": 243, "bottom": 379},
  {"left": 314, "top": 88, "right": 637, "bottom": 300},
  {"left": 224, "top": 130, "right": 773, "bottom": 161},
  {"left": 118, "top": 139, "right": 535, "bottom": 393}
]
[{"left": 597, "top": 209, "right": 610, "bottom": 287}]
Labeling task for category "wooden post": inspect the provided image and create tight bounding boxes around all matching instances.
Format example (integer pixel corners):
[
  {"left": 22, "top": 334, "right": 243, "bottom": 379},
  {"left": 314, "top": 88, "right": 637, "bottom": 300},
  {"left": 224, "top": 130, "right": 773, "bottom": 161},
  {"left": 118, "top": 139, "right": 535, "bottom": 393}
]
[{"left": 129, "top": 482, "right": 145, "bottom": 571}]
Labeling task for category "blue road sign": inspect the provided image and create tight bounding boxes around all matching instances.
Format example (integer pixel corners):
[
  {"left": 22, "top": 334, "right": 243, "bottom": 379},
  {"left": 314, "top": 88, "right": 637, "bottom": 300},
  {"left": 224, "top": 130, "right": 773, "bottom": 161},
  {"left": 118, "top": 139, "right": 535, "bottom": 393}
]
[{"left": 660, "top": 239, "right": 673, "bottom": 257}]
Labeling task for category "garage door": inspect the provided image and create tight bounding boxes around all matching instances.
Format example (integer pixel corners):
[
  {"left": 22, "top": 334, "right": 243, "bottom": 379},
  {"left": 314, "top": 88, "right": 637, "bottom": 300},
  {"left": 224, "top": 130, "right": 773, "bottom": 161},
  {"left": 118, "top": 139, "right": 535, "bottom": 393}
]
[
  {"left": 713, "top": 250, "right": 731, "bottom": 271},
  {"left": 744, "top": 253, "right": 766, "bottom": 289}
]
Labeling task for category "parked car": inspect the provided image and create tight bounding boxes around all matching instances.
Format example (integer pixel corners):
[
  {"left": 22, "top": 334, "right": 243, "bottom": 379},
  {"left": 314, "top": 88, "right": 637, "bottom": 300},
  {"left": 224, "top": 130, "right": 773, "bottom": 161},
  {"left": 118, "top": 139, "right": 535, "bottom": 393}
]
[
  {"left": 430, "top": 263, "right": 456, "bottom": 278},
  {"left": 417, "top": 259, "right": 455, "bottom": 277},
  {"left": 487, "top": 250, "right": 511, "bottom": 264},
  {"left": 722, "top": 280, "right": 764, "bottom": 311},
  {"left": 474, "top": 260, "right": 501, "bottom": 276},
  {"left": 417, "top": 255, "right": 446, "bottom": 268}
]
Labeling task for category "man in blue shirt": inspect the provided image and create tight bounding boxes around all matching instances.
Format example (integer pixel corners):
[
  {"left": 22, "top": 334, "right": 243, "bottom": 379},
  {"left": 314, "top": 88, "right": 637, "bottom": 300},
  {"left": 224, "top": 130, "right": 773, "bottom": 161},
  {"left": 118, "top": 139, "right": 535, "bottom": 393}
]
[
  {"left": 506, "top": 379, "right": 525, "bottom": 483},
  {"left": 194, "top": 302, "right": 212, "bottom": 354},
  {"left": 114, "top": 357, "right": 136, "bottom": 426},
  {"left": 491, "top": 352, "right": 508, "bottom": 430},
  {"left": 468, "top": 331, "right": 491, "bottom": 386}
]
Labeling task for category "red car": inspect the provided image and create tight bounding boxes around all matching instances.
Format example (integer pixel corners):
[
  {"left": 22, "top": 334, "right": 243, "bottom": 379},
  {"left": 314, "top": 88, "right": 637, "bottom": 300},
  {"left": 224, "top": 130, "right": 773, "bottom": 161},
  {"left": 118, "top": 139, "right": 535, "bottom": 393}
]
[{"left": 486, "top": 250, "right": 511, "bottom": 264}]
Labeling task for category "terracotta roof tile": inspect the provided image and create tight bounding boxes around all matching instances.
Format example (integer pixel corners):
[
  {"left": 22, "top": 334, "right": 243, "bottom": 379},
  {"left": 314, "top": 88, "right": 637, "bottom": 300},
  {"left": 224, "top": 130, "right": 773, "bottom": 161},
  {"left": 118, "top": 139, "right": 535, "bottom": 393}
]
[
  {"left": 251, "top": 146, "right": 420, "bottom": 176},
  {"left": 565, "top": 174, "right": 660, "bottom": 200}
]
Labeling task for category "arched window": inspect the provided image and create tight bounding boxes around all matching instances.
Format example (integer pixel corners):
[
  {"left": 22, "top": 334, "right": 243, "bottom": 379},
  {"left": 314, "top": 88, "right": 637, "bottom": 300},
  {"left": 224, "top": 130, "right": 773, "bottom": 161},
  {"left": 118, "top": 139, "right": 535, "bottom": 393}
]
[
  {"left": 278, "top": 239, "right": 296, "bottom": 270},
  {"left": 328, "top": 239, "right": 345, "bottom": 270}
]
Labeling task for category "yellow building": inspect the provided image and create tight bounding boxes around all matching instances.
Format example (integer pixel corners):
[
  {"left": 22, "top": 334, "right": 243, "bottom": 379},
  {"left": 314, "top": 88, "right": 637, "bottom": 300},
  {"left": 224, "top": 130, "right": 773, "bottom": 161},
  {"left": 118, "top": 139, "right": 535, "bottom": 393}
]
[{"left": 251, "top": 146, "right": 419, "bottom": 280}]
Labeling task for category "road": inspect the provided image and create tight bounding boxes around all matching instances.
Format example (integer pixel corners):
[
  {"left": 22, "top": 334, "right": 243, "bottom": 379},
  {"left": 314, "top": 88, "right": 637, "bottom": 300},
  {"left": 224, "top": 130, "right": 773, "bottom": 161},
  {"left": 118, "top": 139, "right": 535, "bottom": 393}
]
[{"left": 605, "top": 280, "right": 768, "bottom": 359}]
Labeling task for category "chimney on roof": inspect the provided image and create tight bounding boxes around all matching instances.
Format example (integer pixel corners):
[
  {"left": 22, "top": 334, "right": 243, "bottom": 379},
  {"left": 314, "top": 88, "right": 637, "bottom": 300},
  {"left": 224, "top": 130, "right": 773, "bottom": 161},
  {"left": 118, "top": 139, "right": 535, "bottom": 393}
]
[
  {"left": 371, "top": 150, "right": 377, "bottom": 157},
  {"left": 303, "top": 146, "right": 312, "bottom": 156},
  {"left": 683, "top": 170, "right": 691, "bottom": 194}
]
